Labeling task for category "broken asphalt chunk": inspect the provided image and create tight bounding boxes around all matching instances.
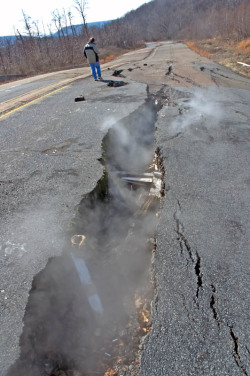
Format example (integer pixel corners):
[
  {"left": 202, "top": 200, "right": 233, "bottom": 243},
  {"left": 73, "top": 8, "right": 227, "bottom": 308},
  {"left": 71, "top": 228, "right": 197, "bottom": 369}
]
[
  {"left": 166, "top": 65, "right": 172, "bottom": 75},
  {"left": 112, "top": 69, "right": 124, "bottom": 77},
  {"left": 107, "top": 80, "right": 128, "bottom": 87},
  {"left": 74, "top": 95, "right": 85, "bottom": 102}
]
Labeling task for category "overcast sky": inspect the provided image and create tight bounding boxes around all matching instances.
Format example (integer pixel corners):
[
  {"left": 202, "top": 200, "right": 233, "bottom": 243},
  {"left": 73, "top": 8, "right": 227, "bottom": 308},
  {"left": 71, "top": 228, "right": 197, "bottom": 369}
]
[{"left": 0, "top": 0, "right": 152, "bottom": 36}]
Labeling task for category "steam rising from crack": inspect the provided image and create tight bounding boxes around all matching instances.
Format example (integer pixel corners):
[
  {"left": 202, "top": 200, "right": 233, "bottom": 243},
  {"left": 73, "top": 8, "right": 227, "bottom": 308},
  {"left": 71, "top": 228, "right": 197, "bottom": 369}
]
[
  {"left": 102, "top": 104, "right": 155, "bottom": 172},
  {"left": 170, "top": 88, "right": 223, "bottom": 135},
  {"left": 6, "top": 103, "right": 159, "bottom": 375}
]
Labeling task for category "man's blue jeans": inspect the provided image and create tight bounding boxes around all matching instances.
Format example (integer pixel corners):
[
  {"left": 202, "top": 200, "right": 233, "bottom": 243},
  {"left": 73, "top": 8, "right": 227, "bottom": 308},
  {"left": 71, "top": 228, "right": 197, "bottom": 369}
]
[{"left": 89, "top": 61, "right": 101, "bottom": 80}]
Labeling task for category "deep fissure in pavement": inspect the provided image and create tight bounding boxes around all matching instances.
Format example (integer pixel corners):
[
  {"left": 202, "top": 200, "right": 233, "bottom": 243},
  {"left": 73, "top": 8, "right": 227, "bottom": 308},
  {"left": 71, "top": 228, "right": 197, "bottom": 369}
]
[{"left": 6, "top": 100, "right": 162, "bottom": 376}]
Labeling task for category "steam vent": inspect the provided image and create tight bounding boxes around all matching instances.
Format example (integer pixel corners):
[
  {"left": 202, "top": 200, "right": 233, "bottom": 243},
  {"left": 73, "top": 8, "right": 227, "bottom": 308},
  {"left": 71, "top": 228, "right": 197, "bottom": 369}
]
[{"left": 6, "top": 101, "right": 163, "bottom": 376}]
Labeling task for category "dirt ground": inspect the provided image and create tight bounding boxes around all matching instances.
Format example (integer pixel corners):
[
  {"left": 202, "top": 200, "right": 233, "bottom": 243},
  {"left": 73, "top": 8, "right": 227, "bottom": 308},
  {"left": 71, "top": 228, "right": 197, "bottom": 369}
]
[{"left": 191, "top": 38, "right": 250, "bottom": 78}]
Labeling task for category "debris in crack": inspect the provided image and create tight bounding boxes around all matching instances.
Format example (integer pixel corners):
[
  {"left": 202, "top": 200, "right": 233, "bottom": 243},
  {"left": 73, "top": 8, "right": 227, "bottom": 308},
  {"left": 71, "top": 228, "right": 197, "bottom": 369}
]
[
  {"left": 117, "top": 171, "right": 153, "bottom": 186},
  {"left": 71, "top": 234, "right": 86, "bottom": 246}
]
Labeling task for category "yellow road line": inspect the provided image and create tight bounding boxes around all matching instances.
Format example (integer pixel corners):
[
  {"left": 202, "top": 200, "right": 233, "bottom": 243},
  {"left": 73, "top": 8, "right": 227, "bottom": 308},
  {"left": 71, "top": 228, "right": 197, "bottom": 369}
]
[
  {"left": 0, "top": 84, "right": 70, "bottom": 120},
  {"left": 1, "top": 82, "right": 56, "bottom": 105}
]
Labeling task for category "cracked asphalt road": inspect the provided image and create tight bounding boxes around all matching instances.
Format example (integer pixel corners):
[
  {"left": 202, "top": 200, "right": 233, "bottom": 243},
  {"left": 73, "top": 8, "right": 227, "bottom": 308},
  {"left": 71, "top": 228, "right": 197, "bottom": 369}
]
[
  {"left": 134, "top": 45, "right": 250, "bottom": 376},
  {"left": 141, "top": 87, "right": 250, "bottom": 376},
  {"left": 0, "top": 42, "right": 250, "bottom": 375}
]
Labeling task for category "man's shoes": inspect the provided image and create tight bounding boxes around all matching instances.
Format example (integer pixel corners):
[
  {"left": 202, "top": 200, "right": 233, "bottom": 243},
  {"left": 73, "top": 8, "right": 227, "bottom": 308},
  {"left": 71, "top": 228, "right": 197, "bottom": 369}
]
[
  {"left": 95, "top": 79, "right": 98, "bottom": 81},
  {"left": 98, "top": 77, "right": 103, "bottom": 80}
]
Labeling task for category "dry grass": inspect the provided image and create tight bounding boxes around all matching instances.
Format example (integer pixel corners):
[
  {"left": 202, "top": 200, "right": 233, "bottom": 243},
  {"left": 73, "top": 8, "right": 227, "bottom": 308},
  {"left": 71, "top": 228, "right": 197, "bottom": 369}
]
[
  {"left": 98, "top": 46, "right": 131, "bottom": 65},
  {"left": 134, "top": 40, "right": 146, "bottom": 49},
  {"left": 185, "top": 41, "right": 211, "bottom": 58},
  {"left": 185, "top": 38, "right": 250, "bottom": 78},
  {"left": 100, "top": 54, "right": 115, "bottom": 64},
  {"left": 237, "top": 39, "right": 250, "bottom": 53}
]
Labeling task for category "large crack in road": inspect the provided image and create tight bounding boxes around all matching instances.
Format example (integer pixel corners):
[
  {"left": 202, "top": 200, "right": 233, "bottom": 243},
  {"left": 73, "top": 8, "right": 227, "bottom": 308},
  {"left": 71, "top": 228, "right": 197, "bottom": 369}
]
[{"left": 5, "top": 98, "right": 163, "bottom": 376}]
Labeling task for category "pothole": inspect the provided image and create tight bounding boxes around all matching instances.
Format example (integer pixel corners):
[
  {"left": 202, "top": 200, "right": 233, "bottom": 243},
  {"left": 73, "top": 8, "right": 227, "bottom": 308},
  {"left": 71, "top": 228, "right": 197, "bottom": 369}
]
[{"left": 6, "top": 100, "right": 163, "bottom": 376}]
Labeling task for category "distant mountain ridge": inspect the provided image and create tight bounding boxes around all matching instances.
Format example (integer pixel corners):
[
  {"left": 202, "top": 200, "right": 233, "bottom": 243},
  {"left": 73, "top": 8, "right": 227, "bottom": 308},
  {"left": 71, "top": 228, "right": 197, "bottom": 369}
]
[
  {"left": 0, "top": 20, "right": 112, "bottom": 45},
  {"left": 53, "top": 20, "right": 113, "bottom": 37},
  {"left": 0, "top": 35, "right": 19, "bottom": 45}
]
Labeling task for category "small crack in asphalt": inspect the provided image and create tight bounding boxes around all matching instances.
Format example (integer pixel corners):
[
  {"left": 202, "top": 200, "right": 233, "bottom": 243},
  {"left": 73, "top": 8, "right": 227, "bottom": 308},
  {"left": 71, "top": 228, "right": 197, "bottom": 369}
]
[
  {"left": 194, "top": 251, "right": 202, "bottom": 301},
  {"left": 173, "top": 72, "right": 201, "bottom": 87},
  {"left": 174, "top": 200, "right": 203, "bottom": 306},
  {"left": 174, "top": 201, "right": 248, "bottom": 374},
  {"left": 179, "top": 233, "right": 195, "bottom": 263},
  {"left": 229, "top": 326, "right": 248, "bottom": 376},
  {"left": 210, "top": 284, "right": 220, "bottom": 327},
  {"left": 165, "top": 132, "right": 182, "bottom": 141}
]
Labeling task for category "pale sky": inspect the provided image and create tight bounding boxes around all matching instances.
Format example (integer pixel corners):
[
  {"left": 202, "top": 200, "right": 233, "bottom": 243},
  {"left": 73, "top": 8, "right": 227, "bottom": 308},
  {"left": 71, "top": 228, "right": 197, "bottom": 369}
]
[{"left": 0, "top": 0, "right": 152, "bottom": 36}]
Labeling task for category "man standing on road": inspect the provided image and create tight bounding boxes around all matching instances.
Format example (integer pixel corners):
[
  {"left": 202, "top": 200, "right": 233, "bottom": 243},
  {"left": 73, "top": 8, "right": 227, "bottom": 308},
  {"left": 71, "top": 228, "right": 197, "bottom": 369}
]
[{"left": 84, "top": 37, "right": 103, "bottom": 81}]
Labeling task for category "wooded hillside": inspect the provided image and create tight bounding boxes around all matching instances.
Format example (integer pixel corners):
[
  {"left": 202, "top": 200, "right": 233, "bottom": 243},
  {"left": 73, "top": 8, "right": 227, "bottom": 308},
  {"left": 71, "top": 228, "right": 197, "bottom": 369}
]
[
  {"left": 95, "top": 0, "right": 250, "bottom": 47},
  {"left": 0, "top": 0, "right": 249, "bottom": 78}
]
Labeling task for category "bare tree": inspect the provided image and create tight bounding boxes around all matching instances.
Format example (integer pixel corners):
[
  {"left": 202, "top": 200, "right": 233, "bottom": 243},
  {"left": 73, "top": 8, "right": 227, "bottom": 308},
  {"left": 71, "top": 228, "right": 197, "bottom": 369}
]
[
  {"left": 73, "top": 0, "right": 89, "bottom": 37},
  {"left": 0, "top": 46, "right": 7, "bottom": 74},
  {"left": 33, "top": 20, "right": 43, "bottom": 53},
  {"left": 15, "top": 28, "right": 28, "bottom": 58},
  {"left": 68, "top": 10, "right": 77, "bottom": 36},
  {"left": 22, "top": 10, "right": 33, "bottom": 39},
  {"left": 52, "top": 9, "right": 66, "bottom": 39}
]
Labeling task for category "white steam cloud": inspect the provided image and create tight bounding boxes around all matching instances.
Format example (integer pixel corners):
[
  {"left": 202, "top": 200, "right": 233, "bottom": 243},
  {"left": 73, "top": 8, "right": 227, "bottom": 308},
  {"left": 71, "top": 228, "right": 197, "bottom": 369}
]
[{"left": 170, "top": 88, "right": 224, "bottom": 135}]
